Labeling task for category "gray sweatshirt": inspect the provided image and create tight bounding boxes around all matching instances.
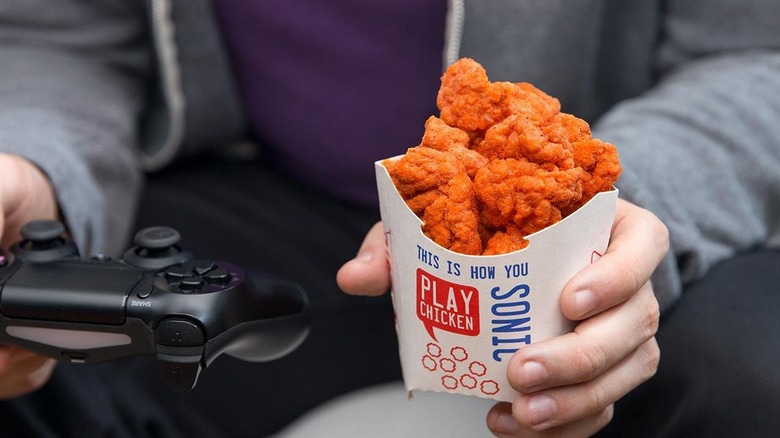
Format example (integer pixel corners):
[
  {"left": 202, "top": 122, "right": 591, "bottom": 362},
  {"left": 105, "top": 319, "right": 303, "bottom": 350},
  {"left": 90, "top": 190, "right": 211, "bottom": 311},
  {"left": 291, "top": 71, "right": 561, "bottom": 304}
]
[{"left": 1, "top": 0, "right": 778, "bottom": 311}]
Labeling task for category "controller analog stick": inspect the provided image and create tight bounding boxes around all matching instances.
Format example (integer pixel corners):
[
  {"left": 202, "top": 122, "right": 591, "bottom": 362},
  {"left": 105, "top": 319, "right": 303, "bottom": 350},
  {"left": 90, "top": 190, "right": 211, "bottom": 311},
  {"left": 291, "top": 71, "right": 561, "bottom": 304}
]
[
  {"left": 13, "top": 220, "right": 78, "bottom": 262},
  {"left": 124, "top": 227, "right": 190, "bottom": 270},
  {"left": 21, "top": 220, "right": 65, "bottom": 243},
  {"left": 134, "top": 227, "right": 181, "bottom": 250}
]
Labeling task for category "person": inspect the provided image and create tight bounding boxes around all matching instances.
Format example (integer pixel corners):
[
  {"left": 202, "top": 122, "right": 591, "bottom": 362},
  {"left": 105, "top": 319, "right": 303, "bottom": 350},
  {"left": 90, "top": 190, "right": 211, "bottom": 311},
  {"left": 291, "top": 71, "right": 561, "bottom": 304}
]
[{"left": 0, "top": 0, "right": 778, "bottom": 437}]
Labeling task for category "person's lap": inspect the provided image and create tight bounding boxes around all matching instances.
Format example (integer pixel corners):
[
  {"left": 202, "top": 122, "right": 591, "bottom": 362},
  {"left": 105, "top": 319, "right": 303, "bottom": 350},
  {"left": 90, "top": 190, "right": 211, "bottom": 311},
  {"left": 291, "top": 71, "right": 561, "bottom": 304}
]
[{"left": 1, "top": 156, "right": 778, "bottom": 437}]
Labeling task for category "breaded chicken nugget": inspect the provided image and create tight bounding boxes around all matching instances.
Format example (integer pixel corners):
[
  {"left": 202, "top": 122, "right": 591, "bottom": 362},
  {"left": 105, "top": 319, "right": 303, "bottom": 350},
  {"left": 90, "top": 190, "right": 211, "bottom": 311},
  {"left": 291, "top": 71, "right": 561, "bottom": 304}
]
[
  {"left": 476, "top": 114, "right": 575, "bottom": 170},
  {"left": 420, "top": 116, "right": 488, "bottom": 178},
  {"left": 473, "top": 159, "right": 584, "bottom": 236},
  {"left": 421, "top": 173, "right": 482, "bottom": 255},
  {"left": 437, "top": 59, "right": 558, "bottom": 133}
]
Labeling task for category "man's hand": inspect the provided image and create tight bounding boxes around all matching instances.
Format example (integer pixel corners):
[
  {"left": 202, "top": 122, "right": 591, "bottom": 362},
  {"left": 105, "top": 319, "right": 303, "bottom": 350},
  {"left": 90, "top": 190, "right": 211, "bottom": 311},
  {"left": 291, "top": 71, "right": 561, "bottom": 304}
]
[
  {"left": 338, "top": 199, "right": 669, "bottom": 437},
  {"left": 0, "top": 152, "right": 59, "bottom": 399},
  {"left": 485, "top": 199, "right": 668, "bottom": 437}
]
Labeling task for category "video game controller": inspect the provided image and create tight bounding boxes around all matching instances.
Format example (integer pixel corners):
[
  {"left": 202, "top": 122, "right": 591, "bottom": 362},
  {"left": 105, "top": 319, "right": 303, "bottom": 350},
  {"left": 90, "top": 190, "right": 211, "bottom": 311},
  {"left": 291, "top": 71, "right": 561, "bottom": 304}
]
[{"left": 0, "top": 220, "right": 310, "bottom": 393}]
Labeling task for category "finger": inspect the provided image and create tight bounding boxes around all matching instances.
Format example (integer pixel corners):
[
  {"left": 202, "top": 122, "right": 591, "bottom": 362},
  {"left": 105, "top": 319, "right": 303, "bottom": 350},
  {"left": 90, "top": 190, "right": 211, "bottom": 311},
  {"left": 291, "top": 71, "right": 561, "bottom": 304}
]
[
  {"left": 509, "top": 282, "right": 659, "bottom": 393},
  {"left": 336, "top": 222, "right": 391, "bottom": 296},
  {"left": 561, "top": 199, "right": 669, "bottom": 320},
  {"left": 511, "top": 338, "right": 658, "bottom": 431},
  {"left": 0, "top": 348, "right": 56, "bottom": 399},
  {"left": 487, "top": 401, "right": 614, "bottom": 437}
]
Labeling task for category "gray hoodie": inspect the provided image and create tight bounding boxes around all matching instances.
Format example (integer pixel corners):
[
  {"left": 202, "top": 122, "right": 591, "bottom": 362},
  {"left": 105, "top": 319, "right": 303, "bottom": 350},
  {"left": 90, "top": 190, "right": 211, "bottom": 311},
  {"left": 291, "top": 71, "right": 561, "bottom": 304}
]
[{"left": 1, "top": 0, "right": 778, "bottom": 311}]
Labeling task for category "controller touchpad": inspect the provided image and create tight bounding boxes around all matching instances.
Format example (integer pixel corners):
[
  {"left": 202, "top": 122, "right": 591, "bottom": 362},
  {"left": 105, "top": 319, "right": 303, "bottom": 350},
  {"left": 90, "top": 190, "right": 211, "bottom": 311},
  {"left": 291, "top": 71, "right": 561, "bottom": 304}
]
[{"left": 0, "top": 263, "right": 142, "bottom": 324}]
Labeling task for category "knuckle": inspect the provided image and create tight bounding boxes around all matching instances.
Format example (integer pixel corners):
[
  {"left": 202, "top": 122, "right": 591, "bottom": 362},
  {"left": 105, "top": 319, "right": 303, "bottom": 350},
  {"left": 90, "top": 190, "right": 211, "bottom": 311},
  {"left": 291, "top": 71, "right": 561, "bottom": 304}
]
[
  {"left": 586, "top": 382, "right": 609, "bottom": 412},
  {"left": 573, "top": 343, "right": 609, "bottom": 381},
  {"left": 641, "top": 292, "right": 661, "bottom": 339},
  {"left": 613, "top": 259, "right": 644, "bottom": 300},
  {"left": 641, "top": 339, "right": 661, "bottom": 381},
  {"left": 638, "top": 208, "right": 670, "bottom": 256},
  {"left": 654, "top": 219, "right": 670, "bottom": 253}
]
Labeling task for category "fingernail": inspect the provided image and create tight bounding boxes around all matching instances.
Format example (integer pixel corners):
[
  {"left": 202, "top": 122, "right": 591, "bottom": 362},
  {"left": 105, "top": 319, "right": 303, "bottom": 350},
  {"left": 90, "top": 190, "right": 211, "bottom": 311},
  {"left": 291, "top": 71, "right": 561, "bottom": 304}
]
[
  {"left": 573, "top": 290, "right": 598, "bottom": 318},
  {"left": 492, "top": 411, "right": 520, "bottom": 435},
  {"left": 356, "top": 251, "right": 373, "bottom": 263},
  {"left": 520, "top": 361, "right": 545, "bottom": 390},
  {"left": 527, "top": 395, "right": 557, "bottom": 426}
]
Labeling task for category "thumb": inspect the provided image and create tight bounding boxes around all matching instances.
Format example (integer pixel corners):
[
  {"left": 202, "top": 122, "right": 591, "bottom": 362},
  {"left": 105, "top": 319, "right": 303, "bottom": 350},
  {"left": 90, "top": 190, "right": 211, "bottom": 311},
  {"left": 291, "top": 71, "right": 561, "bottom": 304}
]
[{"left": 337, "top": 222, "right": 391, "bottom": 296}]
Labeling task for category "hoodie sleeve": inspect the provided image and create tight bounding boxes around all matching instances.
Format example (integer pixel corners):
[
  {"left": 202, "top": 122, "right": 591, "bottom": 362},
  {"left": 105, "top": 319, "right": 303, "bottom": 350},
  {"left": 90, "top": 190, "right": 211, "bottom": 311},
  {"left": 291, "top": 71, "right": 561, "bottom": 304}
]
[
  {"left": 0, "top": 0, "right": 150, "bottom": 255},
  {"left": 594, "top": 50, "right": 780, "bottom": 311}
]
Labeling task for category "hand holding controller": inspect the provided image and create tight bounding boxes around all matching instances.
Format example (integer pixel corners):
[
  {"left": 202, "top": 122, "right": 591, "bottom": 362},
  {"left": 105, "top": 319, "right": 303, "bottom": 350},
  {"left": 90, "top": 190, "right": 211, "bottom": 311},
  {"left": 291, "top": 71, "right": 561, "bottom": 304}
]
[{"left": 0, "top": 220, "right": 311, "bottom": 393}]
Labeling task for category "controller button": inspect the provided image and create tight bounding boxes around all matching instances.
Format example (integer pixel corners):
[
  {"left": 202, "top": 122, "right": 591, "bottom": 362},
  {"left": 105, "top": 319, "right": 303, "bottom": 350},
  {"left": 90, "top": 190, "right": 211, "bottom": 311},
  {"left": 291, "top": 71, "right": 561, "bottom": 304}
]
[
  {"left": 134, "top": 227, "right": 181, "bottom": 250},
  {"left": 21, "top": 220, "right": 65, "bottom": 242},
  {"left": 155, "top": 318, "right": 205, "bottom": 394},
  {"left": 179, "top": 277, "right": 205, "bottom": 292},
  {"left": 0, "top": 254, "right": 7, "bottom": 267},
  {"left": 192, "top": 261, "right": 216, "bottom": 275},
  {"left": 137, "top": 286, "right": 154, "bottom": 299},
  {"left": 165, "top": 266, "right": 194, "bottom": 280},
  {"left": 157, "top": 359, "right": 202, "bottom": 394},
  {"left": 156, "top": 318, "right": 204, "bottom": 347},
  {"left": 204, "top": 267, "right": 231, "bottom": 284}
]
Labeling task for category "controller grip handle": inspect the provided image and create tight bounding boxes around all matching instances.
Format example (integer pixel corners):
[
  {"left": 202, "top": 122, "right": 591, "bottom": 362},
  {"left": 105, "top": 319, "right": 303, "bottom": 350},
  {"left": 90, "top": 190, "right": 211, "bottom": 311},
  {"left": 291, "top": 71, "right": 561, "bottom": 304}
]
[{"left": 206, "top": 277, "right": 311, "bottom": 364}]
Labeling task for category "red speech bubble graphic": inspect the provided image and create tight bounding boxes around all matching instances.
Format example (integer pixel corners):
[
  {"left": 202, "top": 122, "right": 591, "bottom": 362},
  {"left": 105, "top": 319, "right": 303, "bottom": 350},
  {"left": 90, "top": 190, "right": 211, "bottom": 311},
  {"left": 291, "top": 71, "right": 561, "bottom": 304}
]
[{"left": 416, "top": 269, "right": 480, "bottom": 341}]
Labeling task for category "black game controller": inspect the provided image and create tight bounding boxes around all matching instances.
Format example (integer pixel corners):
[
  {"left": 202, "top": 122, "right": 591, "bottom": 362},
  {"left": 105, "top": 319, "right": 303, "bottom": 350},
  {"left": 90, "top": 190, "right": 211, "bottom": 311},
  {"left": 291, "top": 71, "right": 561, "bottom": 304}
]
[{"left": 0, "top": 220, "right": 310, "bottom": 393}]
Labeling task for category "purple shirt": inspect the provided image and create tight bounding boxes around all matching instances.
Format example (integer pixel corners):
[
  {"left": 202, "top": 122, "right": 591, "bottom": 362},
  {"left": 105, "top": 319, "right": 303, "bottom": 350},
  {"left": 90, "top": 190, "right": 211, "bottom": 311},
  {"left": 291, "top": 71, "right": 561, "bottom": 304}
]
[{"left": 211, "top": 0, "right": 446, "bottom": 206}]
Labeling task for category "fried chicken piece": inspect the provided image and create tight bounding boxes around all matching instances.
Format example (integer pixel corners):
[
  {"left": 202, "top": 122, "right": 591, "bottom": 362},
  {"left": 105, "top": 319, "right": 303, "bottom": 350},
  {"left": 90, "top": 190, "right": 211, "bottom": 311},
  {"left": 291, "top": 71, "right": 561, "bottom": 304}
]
[
  {"left": 516, "top": 82, "right": 561, "bottom": 115},
  {"left": 482, "top": 225, "right": 529, "bottom": 255},
  {"left": 404, "top": 189, "right": 441, "bottom": 216},
  {"left": 567, "top": 138, "right": 622, "bottom": 212},
  {"left": 421, "top": 173, "right": 482, "bottom": 255},
  {"left": 385, "top": 147, "right": 463, "bottom": 199},
  {"left": 386, "top": 147, "right": 482, "bottom": 254},
  {"left": 436, "top": 58, "right": 494, "bottom": 132},
  {"left": 476, "top": 114, "right": 575, "bottom": 169},
  {"left": 420, "top": 116, "right": 488, "bottom": 178},
  {"left": 544, "top": 113, "right": 592, "bottom": 146},
  {"left": 473, "top": 159, "right": 585, "bottom": 236},
  {"left": 437, "top": 58, "right": 559, "bottom": 134}
]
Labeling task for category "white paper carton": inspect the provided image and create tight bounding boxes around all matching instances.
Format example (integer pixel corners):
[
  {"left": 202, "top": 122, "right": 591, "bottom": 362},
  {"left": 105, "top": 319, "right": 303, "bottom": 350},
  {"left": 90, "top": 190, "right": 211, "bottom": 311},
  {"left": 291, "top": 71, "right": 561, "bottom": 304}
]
[{"left": 376, "top": 158, "right": 618, "bottom": 402}]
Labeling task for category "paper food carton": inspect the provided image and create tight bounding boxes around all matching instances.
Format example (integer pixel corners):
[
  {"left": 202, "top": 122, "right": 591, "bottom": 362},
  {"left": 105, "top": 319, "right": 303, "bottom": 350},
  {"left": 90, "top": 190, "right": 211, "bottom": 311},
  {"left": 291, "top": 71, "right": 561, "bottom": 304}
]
[{"left": 376, "top": 158, "right": 618, "bottom": 402}]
